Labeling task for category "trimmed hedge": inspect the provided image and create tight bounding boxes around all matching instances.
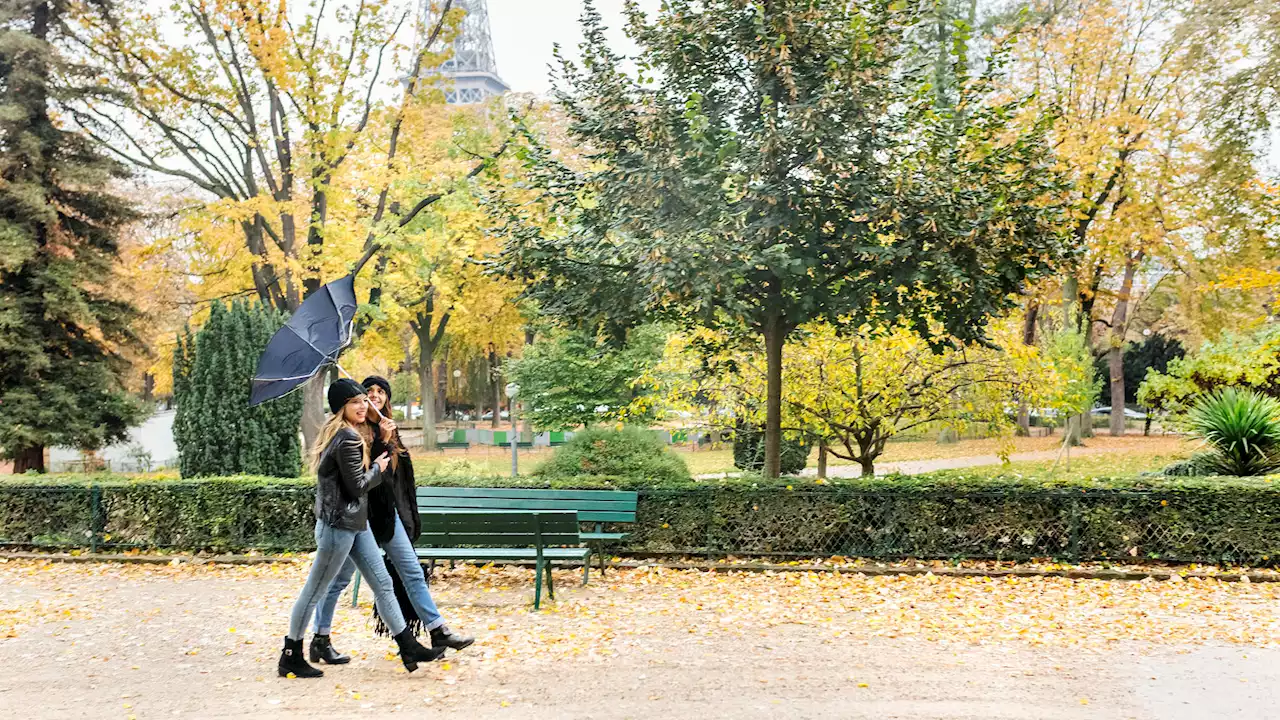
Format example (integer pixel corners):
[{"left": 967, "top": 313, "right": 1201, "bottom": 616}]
[{"left": 1, "top": 472, "right": 1279, "bottom": 564}]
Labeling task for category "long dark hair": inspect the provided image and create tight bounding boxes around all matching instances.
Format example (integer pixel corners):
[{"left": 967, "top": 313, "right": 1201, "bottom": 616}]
[{"left": 366, "top": 402, "right": 403, "bottom": 472}]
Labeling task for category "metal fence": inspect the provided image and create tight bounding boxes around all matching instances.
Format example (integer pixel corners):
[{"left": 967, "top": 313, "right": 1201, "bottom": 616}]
[{"left": 1, "top": 484, "right": 1276, "bottom": 565}]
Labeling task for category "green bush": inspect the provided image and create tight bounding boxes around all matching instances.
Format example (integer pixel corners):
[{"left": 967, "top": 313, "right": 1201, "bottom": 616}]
[
  {"left": 533, "top": 426, "right": 691, "bottom": 483},
  {"left": 1186, "top": 387, "right": 1280, "bottom": 476},
  {"left": 173, "top": 301, "right": 303, "bottom": 478},
  {"left": 732, "top": 423, "right": 808, "bottom": 475},
  {"left": 5, "top": 470, "right": 1280, "bottom": 565}
]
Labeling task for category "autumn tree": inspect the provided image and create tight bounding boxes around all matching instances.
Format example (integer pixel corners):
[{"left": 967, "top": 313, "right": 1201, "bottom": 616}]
[
  {"left": 493, "top": 1, "right": 1071, "bottom": 478},
  {"left": 648, "top": 321, "right": 1060, "bottom": 477},
  {"left": 0, "top": 0, "right": 144, "bottom": 472},
  {"left": 1010, "top": 0, "right": 1254, "bottom": 436},
  {"left": 72, "top": 0, "right": 517, "bottom": 448}
]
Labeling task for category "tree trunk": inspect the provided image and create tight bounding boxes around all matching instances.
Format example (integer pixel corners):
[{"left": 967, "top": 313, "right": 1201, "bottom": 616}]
[
  {"left": 435, "top": 358, "right": 448, "bottom": 421},
  {"left": 1062, "top": 275, "right": 1084, "bottom": 447},
  {"left": 489, "top": 346, "right": 501, "bottom": 429},
  {"left": 858, "top": 456, "right": 875, "bottom": 477},
  {"left": 817, "top": 442, "right": 828, "bottom": 480},
  {"left": 12, "top": 445, "right": 45, "bottom": 473},
  {"left": 762, "top": 314, "right": 785, "bottom": 480},
  {"left": 1108, "top": 345, "right": 1125, "bottom": 436},
  {"left": 301, "top": 376, "right": 325, "bottom": 452},
  {"left": 1016, "top": 301, "right": 1039, "bottom": 436},
  {"left": 418, "top": 328, "right": 438, "bottom": 451},
  {"left": 1108, "top": 253, "right": 1141, "bottom": 436}
]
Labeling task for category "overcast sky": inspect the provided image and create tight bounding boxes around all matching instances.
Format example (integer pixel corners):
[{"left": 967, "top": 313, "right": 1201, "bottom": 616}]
[{"left": 486, "top": 1, "right": 656, "bottom": 96}]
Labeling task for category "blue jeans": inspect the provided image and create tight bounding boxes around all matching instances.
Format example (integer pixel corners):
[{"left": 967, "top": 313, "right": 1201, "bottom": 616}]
[
  {"left": 287, "top": 520, "right": 406, "bottom": 640},
  {"left": 313, "top": 514, "right": 445, "bottom": 634}
]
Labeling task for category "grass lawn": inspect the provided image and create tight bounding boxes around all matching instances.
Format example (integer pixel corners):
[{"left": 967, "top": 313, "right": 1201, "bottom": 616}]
[{"left": 407, "top": 433, "right": 1193, "bottom": 479}]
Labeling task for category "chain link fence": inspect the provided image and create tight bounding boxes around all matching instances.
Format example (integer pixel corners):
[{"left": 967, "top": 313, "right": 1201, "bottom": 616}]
[{"left": 1, "top": 484, "right": 1277, "bottom": 565}]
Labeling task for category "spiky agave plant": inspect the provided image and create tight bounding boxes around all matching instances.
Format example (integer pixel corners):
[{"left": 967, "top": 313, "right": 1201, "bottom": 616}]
[{"left": 1186, "top": 387, "right": 1280, "bottom": 476}]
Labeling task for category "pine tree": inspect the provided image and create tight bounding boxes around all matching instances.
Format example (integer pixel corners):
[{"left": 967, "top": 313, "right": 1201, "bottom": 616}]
[
  {"left": 173, "top": 300, "right": 302, "bottom": 477},
  {"left": 0, "top": 0, "right": 143, "bottom": 472}
]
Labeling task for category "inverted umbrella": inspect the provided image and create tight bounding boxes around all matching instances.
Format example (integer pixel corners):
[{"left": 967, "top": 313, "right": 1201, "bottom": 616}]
[{"left": 248, "top": 273, "right": 359, "bottom": 407}]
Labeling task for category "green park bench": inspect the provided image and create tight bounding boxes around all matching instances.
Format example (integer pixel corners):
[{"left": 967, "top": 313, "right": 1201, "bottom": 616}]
[
  {"left": 437, "top": 429, "right": 470, "bottom": 450},
  {"left": 490, "top": 430, "right": 533, "bottom": 448},
  {"left": 354, "top": 509, "right": 584, "bottom": 610},
  {"left": 417, "top": 486, "right": 638, "bottom": 580},
  {"left": 350, "top": 488, "right": 637, "bottom": 607},
  {"left": 548, "top": 431, "right": 568, "bottom": 446}
]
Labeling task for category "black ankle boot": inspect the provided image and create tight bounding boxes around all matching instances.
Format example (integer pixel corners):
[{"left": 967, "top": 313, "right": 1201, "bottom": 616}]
[
  {"left": 309, "top": 634, "right": 351, "bottom": 665},
  {"left": 278, "top": 637, "right": 324, "bottom": 678},
  {"left": 430, "top": 625, "right": 475, "bottom": 651},
  {"left": 393, "top": 628, "right": 446, "bottom": 672}
]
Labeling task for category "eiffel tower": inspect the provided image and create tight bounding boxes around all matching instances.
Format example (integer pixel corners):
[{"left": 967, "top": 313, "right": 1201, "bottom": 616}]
[{"left": 425, "top": 0, "right": 510, "bottom": 104}]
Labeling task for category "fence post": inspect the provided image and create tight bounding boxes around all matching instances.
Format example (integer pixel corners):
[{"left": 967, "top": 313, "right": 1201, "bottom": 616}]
[
  {"left": 1068, "top": 495, "right": 1081, "bottom": 562},
  {"left": 89, "top": 484, "right": 103, "bottom": 553}
]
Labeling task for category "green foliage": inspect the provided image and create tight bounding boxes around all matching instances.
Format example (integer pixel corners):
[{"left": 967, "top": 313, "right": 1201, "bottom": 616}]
[
  {"left": 1046, "top": 328, "right": 1102, "bottom": 417},
  {"left": 1186, "top": 387, "right": 1280, "bottom": 476},
  {"left": 505, "top": 326, "right": 665, "bottom": 430},
  {"left": 533, "top": 426, "right": 691, "bottom": 483},
  {"left": 493, "top": 0, "right": 1073, "bottom": 477},
  {"left": 0, "top": 0, "right": 145, "bottom": 471},
  {"left": 4, "top": 471, "right": 1280, "bottom": 565},
  {"left": 732, "top": 424, "right": 808, "bottom": 476},
  {"left": 1138, "top": 325, "right": 1280, "bottom": 413},
  {"left": 173, "top": 300, "right": 303, "bottom": 478}
]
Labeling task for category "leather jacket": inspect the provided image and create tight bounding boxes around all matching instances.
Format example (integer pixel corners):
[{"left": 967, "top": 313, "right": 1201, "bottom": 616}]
[
  {"left": 314, "top": 426, "right": 383, "bottom": 531},
  {"left": 366, "top": 423, "right": 419, "bottom": 545}
]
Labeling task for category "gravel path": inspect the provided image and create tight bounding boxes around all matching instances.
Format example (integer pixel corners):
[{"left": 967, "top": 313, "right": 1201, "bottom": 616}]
[{"left": 1, "top": 559, "right": 1277, "bottom": 719}]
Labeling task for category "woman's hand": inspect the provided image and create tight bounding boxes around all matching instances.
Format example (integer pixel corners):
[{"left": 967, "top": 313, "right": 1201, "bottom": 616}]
[
  {"left": 374, "top": 452, "right": 391, "bottom": 473},
  {"left": 379, "top": 417, "right": 397, "bottom": 440}
]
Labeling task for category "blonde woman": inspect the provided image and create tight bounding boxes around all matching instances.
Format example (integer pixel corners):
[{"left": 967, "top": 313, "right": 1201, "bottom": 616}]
[{"left": 278, "top": 379, "right": 443, "bottom": 678}]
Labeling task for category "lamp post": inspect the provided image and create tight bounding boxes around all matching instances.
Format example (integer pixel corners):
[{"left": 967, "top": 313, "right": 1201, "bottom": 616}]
[{"left": 505, "top": 383, "right": 519, "bottom": 478}]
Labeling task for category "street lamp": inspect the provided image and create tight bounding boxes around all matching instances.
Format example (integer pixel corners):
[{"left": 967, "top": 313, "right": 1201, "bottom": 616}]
[{"left": 505, "top": 383, "right": 519, "bottom": 478}]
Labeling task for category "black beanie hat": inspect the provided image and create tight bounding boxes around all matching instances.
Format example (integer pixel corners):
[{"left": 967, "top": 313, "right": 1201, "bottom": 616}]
[
  {"left": 327, "top": 378, "right": 366, "bottom": 414},
  {"left": 362, "top": 375, "right": 392, "bottom": 402}
]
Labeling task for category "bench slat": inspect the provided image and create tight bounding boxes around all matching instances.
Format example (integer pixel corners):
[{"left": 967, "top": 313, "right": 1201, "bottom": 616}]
[
  {"left": 419, "top": 487, "right": 638, "bottom": 502},
  {"left": 417, "top": 547, "right": 591, "bottom": 561},
  {"left": 419, "top": 496, "right": 637, "bottom": 511}
]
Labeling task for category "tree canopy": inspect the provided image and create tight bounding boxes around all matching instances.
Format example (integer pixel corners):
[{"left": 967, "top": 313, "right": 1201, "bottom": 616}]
[{"left": 493, "top": 0, "right": 1073, "bottom": 476}]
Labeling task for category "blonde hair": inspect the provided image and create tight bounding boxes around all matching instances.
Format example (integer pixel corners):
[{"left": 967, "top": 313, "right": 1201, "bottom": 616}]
[{"left": 310, "top": 403, "right": 371, "bottom": 473}]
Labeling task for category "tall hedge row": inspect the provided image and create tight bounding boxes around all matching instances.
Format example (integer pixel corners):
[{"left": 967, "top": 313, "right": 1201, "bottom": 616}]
[
  {"left": 173, "top": 301, "right": 303, "bottom": 478},
  {"left": 1, "top": 473, "right": 1278, "bottom": 565}
]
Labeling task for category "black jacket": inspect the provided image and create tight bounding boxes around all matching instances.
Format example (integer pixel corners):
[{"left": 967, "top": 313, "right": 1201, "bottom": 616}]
[
  {"left": 314, "top": 427, "right": 383, "bottom": 531},
  {"left": 366, "top": 422, "right": 420, "bottom": 544}
]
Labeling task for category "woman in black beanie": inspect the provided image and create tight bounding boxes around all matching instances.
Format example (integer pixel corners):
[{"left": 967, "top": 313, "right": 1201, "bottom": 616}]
[
  {"left": 277, "top": 379, "right": 443, "bottom": 679},
  {"left": 307, "top": 375, "right": 473, "bottom": 666}
]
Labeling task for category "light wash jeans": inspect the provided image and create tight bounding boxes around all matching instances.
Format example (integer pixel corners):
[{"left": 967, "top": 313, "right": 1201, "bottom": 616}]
[
  {"left": 313, "top": 514, "right": 445, "bottom": 634},
  {"left": 287, "top": 520, "right": 406, "bottom": 640}
]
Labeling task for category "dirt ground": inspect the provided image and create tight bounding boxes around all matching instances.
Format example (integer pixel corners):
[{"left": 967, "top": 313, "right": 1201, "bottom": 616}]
[{"left": 2, "top": 558, "right": 1278, "bottom": 720}]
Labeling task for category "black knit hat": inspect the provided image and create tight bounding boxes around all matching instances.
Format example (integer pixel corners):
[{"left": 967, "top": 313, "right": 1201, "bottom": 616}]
[
  {"left": 362, "top": 375, "right": 392, "bottom": 402},
  {"left": 327, "top": 378, "right": 367, "bottom": 414}
]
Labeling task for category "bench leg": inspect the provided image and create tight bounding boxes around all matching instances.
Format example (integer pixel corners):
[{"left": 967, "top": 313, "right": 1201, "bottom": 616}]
[
  {"left": 533, "top": 558, "right": 544, "bottom": 610},
  {"left": 582, "top": 549, "right": 591, "bottom": 586},
  {"left": 598, "top": 546, "right": 607, "bottom": 577},
  {"left": 545, "top": 560, "right": 555, "bottom": 600},
  {"left": 351, "top": 570, "right": 362, "bottom": 607}
]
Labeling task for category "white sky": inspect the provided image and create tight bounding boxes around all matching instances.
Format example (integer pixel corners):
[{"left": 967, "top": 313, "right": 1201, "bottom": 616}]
[{"left": 487, "top": 1, "right": 656, "bottom": 95}]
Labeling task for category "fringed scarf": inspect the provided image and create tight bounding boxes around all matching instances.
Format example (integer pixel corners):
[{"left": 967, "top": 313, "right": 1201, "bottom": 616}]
[{"left": 371, "top": 556, "right": 426, "bottom": 638}]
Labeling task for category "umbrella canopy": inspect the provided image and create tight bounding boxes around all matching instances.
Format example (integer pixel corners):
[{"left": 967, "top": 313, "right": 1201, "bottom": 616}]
[{"left": 249, "top": 274, "right": 359, "bottom": 406}]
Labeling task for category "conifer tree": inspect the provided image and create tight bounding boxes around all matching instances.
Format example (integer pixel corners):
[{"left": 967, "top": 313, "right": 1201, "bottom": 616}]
[
  {"left": 0, "top": 0, "right": 143, "bottom": 472},
  {"left": 172, "top": 301, "right": 302, "bottom": 478}
]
